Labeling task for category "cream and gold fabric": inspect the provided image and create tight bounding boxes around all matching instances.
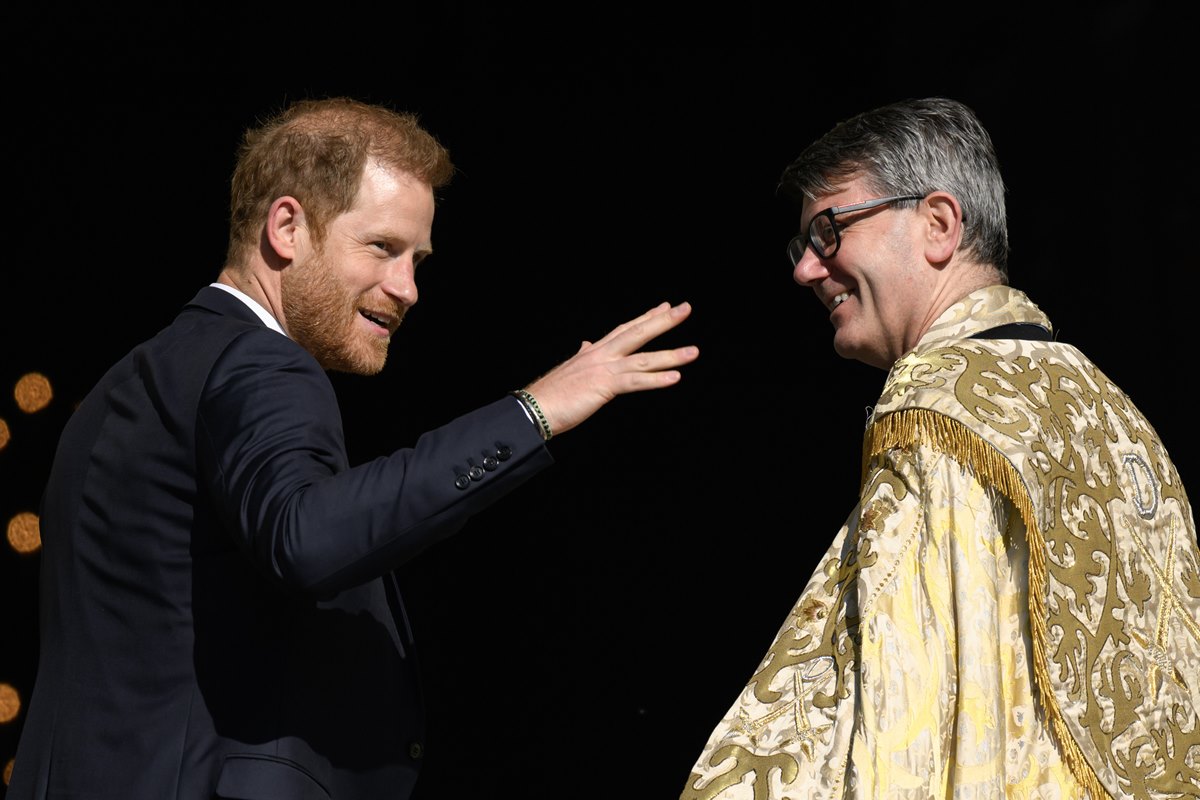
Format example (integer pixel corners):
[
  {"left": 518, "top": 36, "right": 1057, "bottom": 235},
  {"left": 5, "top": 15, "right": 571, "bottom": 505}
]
[{"left": 681, "top": 286, "right": 1199, "bottom": 799}]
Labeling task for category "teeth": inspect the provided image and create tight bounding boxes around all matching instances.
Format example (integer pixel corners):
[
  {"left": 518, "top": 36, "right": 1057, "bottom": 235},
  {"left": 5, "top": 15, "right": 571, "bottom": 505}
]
[
  {"left": 361, "top": 310, "right": 391, "bottom": 329},
  {"left": 831, "top": 292, "right": 849, "bottom": 309}
]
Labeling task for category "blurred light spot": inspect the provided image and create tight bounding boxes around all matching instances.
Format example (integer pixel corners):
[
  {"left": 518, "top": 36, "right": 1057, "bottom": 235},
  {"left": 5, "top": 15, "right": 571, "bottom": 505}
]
[
  {"left": 3, "top": 757, "right": 12, "bottom": 786},
  {"left": 0, "top": 417, "right": 8, "bottom": 450},
  {"left": 14, "top": 372, "right": 53, "bottom": 414},
  {"left": 0, "top": 683, "right": 19, "bottom": 723},
  {"left": 7, "top": 512, "right": 40, "bottom": 554}
]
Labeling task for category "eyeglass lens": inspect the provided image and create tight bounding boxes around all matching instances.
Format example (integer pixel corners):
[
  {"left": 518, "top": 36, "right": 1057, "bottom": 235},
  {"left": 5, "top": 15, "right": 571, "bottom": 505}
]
[
  {"left": 810, "top": 214, "right": 836, "bottom": 256},
  {"left": 788, "top": 213, "right": 836, "bottom": 266},
  {"left": 786, "top": 237, "right": 807, "bottom": 266}
]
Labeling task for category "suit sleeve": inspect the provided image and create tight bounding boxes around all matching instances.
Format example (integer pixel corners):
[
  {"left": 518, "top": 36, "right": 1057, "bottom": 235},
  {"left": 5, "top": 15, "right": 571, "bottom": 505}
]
[{"left": 196, "top": 327, "right": 554, "bottom": 596}]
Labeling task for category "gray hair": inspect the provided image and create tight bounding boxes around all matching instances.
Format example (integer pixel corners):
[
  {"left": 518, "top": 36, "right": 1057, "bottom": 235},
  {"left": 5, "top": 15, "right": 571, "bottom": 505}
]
[{"left": 779, "top": 97, "right": 1009, "bottom": 279}]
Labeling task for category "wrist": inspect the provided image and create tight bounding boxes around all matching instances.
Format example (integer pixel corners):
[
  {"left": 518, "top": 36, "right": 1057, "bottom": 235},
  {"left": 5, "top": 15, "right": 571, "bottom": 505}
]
[{"left": 509, "top": 389, "right": 553, "bottom": 441}]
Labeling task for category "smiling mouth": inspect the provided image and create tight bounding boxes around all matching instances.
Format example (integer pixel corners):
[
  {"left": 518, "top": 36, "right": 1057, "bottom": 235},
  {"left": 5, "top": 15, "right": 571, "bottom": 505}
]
[
  {"left": 831, "top": 292, "right": 850, "bottom": 310},
  {"left": 359, "top": 309, "right": 397, "bottom": 332}
]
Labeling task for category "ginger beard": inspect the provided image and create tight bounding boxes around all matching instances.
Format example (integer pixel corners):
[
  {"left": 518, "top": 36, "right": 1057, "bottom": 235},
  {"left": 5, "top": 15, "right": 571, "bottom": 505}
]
[{"left": 281, "top": 246, "right": 397, "bottom": 376}]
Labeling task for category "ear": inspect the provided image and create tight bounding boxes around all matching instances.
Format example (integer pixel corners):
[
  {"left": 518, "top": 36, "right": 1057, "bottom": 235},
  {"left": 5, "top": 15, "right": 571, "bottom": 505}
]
[
  {"left": 922, "top": 191, "right": 963, "bottom": 265},
  {"left": 265, "top": 196, "right": 306, "bottom": 261}
]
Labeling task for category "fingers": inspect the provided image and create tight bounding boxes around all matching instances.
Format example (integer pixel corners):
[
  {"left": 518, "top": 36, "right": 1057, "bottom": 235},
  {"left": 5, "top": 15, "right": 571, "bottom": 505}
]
[
  {"left": 591, "top": 302, "right": 674, "bottom": 344},
  {"left": 594, "top": 301, "right": 692, "bottom": 352},
  {"left": 523, "top": 301, "right": 698, "bottom": 437},
  {"left": 608, "top": 344, "right": 700, "bottom": 394},
  {"left": 618, "top": 345, "right": 700, "bottom": 375}
]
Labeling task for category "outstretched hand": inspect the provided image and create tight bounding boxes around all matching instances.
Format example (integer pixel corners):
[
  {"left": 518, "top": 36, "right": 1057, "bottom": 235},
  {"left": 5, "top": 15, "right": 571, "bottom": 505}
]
[{"left": 522, "top": 301, "right": 698, "bottom": 438}]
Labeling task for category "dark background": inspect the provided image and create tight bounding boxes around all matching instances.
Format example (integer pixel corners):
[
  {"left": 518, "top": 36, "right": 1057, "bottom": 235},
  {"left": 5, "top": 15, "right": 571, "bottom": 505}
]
[{"left": 2, "top": 3, "right": 1196, "bottom": 798}]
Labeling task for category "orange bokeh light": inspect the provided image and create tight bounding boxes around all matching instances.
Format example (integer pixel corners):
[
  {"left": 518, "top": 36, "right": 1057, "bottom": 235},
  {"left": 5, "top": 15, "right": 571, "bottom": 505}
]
[
  {"left": 14, "top": 373, "right": 53, "bottom": 414},
  {"left": 0, "top": 683, "right": 19, "bottom": 724},
  {"left": 7, "top": 512, "right": 41, "bottom": 554}
]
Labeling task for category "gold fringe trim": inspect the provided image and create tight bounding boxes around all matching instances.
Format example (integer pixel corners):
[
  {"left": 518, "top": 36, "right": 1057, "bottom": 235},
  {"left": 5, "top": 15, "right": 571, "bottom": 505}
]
[{"left": 865, "top": 408, "right": 1111, "bottom": 800}]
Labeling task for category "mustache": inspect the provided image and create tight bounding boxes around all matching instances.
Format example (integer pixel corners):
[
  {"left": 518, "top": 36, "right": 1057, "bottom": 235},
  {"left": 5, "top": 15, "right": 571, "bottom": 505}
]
[{"left": 357, "top": 297, "right": 407, "bottom": 331}]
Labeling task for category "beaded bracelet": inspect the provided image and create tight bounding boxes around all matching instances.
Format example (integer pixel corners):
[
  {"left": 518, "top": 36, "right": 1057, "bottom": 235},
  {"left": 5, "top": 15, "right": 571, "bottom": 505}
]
[{"left": 510, "top": 389, "right": 553, "bottom": 441}]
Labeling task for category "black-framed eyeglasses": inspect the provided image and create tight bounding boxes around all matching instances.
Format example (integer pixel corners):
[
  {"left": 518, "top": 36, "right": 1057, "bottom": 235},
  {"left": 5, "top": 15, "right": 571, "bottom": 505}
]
[{"left": 786, "top": 194, "right": 924, "bottom": 267}]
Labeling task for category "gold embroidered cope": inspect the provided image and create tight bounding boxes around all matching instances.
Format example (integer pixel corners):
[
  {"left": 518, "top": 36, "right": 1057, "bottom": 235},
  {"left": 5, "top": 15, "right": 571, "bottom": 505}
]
[{"left": 682, "top": 286, "right": 1199, "bottom": 800}]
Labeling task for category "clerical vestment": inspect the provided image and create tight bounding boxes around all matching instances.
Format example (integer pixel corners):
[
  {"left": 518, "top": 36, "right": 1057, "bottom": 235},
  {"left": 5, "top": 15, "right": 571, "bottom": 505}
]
[{"left": 681, "top": 286, "right": 1200, "bottom": 799}]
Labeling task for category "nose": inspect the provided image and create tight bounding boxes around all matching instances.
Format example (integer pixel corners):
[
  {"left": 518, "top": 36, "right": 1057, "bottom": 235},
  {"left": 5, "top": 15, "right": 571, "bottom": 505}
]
[
  {"left": 792, "top": 246, "right": 829, "bottom": 287},
  {"left": 382, "top": 259, "right": 418, "bottom": 308}
]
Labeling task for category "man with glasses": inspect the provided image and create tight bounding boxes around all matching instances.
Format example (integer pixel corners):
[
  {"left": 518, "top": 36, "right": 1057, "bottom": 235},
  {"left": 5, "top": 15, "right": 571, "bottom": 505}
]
[{"left": 680, "top": 97, "right": 1199, "bottom": 799}]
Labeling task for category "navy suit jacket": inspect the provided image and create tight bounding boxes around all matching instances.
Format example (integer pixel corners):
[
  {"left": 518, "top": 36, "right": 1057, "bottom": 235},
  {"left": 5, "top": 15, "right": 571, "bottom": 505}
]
[{"left": 9, "top": 286, "right": 554, "bottom": 799}]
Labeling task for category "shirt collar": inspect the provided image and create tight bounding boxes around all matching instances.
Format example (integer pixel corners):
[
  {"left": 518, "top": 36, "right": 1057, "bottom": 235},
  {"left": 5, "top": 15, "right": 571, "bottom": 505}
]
[{"left": 209, "top": 282, "right": 288, "bottom": 337}]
